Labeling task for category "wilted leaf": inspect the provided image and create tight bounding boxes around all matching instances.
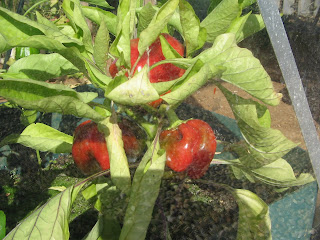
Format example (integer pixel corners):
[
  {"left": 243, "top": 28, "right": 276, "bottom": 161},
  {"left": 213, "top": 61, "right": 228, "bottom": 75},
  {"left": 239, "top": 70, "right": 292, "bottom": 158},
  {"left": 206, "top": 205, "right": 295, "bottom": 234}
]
[
  {"left": 198, "top": 33, "right": 281, "bottom": 106},
  {"left": 100, "top": 116, "right": 131, "bottom": 195},
  {"left": 6, "top": 53, "right": 79, "bottom": 81},
  {"left": 120, "top": 138, "right": 166, "bottom": 240}
]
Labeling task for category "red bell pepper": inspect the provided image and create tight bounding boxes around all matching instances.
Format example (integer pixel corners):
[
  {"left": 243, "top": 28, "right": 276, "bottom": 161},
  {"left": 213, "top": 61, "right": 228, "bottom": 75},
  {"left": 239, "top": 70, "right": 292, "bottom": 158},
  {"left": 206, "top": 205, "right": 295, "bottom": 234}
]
[{"left": 159, "top": 119, "right": 216, "bottom": 179}]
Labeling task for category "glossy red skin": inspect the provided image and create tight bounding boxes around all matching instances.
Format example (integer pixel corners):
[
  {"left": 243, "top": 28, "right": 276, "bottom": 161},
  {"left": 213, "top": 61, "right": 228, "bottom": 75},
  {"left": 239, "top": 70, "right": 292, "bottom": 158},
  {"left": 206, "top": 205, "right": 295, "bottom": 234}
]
[
  {"left": 72, "top": 120, "right": 144, "bottom": 175},
  {"left": 109, "top": 33, "right": 185, "bottom": 83},
  {"left": 72, "top": 120, "right": 110, "bottom": 175},
  {"left": 160, "top": 123, "right": 201, "bottom": 172},
  {"left": 185, "top": 120, "right": 217, "bottom": 179},
  {"left": 159, "top": 119, "right": 216, "bottom": 178}
]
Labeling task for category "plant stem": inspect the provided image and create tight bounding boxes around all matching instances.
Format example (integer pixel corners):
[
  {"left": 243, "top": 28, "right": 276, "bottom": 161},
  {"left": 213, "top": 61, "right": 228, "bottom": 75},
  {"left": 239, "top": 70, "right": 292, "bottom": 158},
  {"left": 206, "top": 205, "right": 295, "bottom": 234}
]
[{"left": 23, "top": 0, "right": 48, "bottom": 17}]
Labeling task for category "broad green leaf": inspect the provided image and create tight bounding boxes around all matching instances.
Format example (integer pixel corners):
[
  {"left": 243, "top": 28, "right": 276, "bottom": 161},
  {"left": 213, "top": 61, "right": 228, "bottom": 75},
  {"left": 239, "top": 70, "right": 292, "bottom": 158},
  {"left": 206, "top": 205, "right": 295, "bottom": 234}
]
[
  {"left": 36, "top": 12, "right": 60, "bottom": 31},
  {"left": 179, "top": 0, "right": 206, "bottom": 56},
  {"left": 120, "top": 139, "right": 166, "bottom": 240},
  {"left": 198, "top": 33, "right": 281, "bottom": 105},
  {"left": 100, "top": 116, "right": 131, "bottom": 195},
  {"left": 162, "top": 60, "right": 225, "bottom": 106},
  {"left": 4, "top": 181, "right": 86, "bottom": 240},
  {"left": 137, "top": 2, "right": 157, "bottom": 34},
  {"left": 208, "top": 0, "right": 223, "bottom": 14},
  {"left": 168, "top": 9, "right": 183, "bottom": 34},
  {"left": 229, "top": 188, "right": 272, "bottom": 240},
  {"left": 82, "top": 6, "right": 117, "bottom": 35},
  {"left": 82, "top": 0, "right": 114, "bottom": 8},
  {"left": 239, "top": 14, "right": 265, "bottom": 42},
  {"left": 94, "top": 19, "right": 109, "bottom": 72},
  {"left": 151, "top": 78, "right": 179, "bottom": 94},
  {"left": 138, "top": 0, "right": 179, "bottom": 55},
  {"left": 219, "top": 86, "right": 297, "bottom": 168},
  {"left": 0, "top": 211, "right": 5, "bottom": 240},
  {"left": 0, "top": 7, "right": 83, "bottom": 50},
  {"left": 227, "top": 12, "right": 251, "bottom": 43},
  {"left": 200, "top": 0, "right": 239, "bottom": 43},
  {"left": 6, "top": 53, "right": 79, "bottom": 81},
  {"left": 0, "top": 123, "right": 73, "bottom": 153},
  {"left": 106, "top": 65, "right": 160, "bottom": 106},
  {"left": 0, "top": 79, "right": 104, "bottom": 121}
]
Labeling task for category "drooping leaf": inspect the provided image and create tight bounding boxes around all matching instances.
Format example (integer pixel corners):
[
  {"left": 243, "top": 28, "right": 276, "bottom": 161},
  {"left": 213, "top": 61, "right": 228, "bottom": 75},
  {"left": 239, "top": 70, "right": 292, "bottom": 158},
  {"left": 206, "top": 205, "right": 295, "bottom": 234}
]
[
  {"left": 179, "top": 0, "right": 206, "bottom": 56},
  {"left": 99, "top": 116, "right": 131, "bottom": 195},
  {"left": 159, "top": 34, "right": 182, "bottom": 59},
  {"left": 106, "top": 65, "right": 160, "bottom": 106},
  {"left": 198, "top": 33, "right": 281, "bottom": 105},
  {"left": 84, "top": 60, "right": 113, "bottom": 88},
  {"left": 227, "top": 11, "right": 251, "bottom": 42},
  {"left": 4, "top": 181, "right": 86, "bottom": 240},
  {"left": 162, "top": 60, "right": 225, "bottom": 106},
  {"left": 219, "top": 85, "right": 297, "bottom": 168},
  {"left": 228, "top": 188, "right": 272, "bottom": 240},
  {"left": 81, "top": 0, "right": 114, "bottom": 8},
  {"left": 0, "top": 79, "right": 105, "bottom": 121},
  {"left": 20, "top": 109, "right": 38, "bottom": 126},
  {"left": 120, "top": 138, "right": 166, "bottom": 240},
  {"left": 94, "top": 19, "right": 110, "bottom": 73},
  {"left": 138, "top": 0, "right": 179, "bottom": 55},
  {"left": 0, "top": 123, "right": 73, "bottom": 153},
  {"left": 5, "top": 53, "right": 79, "bottom": 81},
  {"left": 82, "top": 6, "right": 117, "bottom": 35},
  {"left": 200, "top": 0, "right": 239, "bottom": 43}
]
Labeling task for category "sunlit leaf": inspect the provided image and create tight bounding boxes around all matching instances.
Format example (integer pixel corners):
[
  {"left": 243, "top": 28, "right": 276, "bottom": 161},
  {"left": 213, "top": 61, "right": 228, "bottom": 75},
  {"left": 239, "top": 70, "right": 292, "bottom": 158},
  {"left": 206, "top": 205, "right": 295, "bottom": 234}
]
[
  {"left": 120, "top": 138, "right": 166, "bottom": 240},
  {"left": 82, "top": 0, "right": 114, "bottom": 8},
  {"left": 100, "top": 116, "right": 131, "bottom": 195},
  {"left": 200, "top": 0, "right": 239, "bottom": 42},
  {"left": 137, "top": 2, "right": 157, "bottom": 34},
  {"left": 198, "top": 33, "right": 281, "bottom": 105},
  {"left": 106, "top": 65, "right": 160, "bottom": 106},
  {"left": 94, "top": 19, "right": 109, "bottom": 73}
]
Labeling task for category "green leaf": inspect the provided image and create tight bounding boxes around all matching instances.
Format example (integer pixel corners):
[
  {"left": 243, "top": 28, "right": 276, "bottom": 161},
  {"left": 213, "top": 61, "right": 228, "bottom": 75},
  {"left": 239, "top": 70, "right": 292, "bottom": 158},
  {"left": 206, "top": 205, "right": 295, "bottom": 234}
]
[
  {"left": 0, "top": 79, "right": 104, "bottom": 121},
  {"left": 229, "top": 188, "right": 272, "bottom": 240},
  {"left": 240, "top": 14, "right": 265, "bottom": 42},
  {"left": 4, "top": 181, "right": 86, "bottom": 240},
  {"left": 162, "top": 60, "right": 225, "bottom": 105},
  {"left": 137, "top": 2, "right": 157, "bottom": 34},
  {"left": 198, "top": 33, "right": 281, "bottom": 105},
  {"left": 220, "top": 85, "right": 297, "bottom": 168},
  {"left": 119, "top": 139, "right": 166, "bottom": 240},
  {"left": 100, "top": 116, "right": 131, "bottom": 195},
  {"left": 81, "top": 0, "right": 114, "bottom": 8},
  {"left": 63, "top": 0, "right": 93, "bottom": 54},
  {"left": 208, "top": 0, "right": 223, "bottom": 14},
  {"left": 6, "top": 53, "right": 79, "bottom": 81},
  {"left": 106, "top": 65, "right": 160, "bottom": 106},
  {"left": 159, "top": 34, "right": 182, "bottom": 59},
  {"left": 227, "top": 11, "right": 251, "bottom": 42},
  {"left": 84, "top": 60, "right": 113, "bottom": 88},
  {"left": 138, "top": 0, "right": 179, "bottom": 55},
  {"left": 0, "top": 123, "right": 73, "bottom": 153},
  {"left": 20, "top": 109, "right": 38, "bottom": 126},
  {"left": 94, "top": 19, "right": 110, "bottom": 73},
  {"left": 82, "top": 6, "right": 117, "bottom": 35},
  {"left": 179, "top": 0, "right": 206, "bottom": 56},
  {"left": 200, "top": 0, "right": 239, "bottom": 43},
  {"left": 0, "top": 211, "right": 5, "bottom": 240}
]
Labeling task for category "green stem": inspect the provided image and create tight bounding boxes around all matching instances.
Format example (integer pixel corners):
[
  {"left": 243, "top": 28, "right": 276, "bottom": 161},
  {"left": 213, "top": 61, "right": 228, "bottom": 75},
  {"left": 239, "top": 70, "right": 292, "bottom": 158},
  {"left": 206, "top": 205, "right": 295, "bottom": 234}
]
[
  {"left": 36, "top": 150, "right": 42, "bottom": 166},
  {"left": 162, "top": 106, "right": 182, "bottom": 128},
  {"left": 23, "top": 0, "right": 48, "bottom": 17}
]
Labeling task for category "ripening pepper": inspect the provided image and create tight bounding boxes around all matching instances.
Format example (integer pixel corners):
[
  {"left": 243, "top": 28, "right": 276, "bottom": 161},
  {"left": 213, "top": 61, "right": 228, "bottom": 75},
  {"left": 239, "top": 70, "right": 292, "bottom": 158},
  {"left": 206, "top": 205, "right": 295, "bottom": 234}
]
[
  {"left": 159, "top": 119, "right": 216, "bottom": 179},
  {"left": 72, "top": 119, "right": 145, "bottom": 175}
]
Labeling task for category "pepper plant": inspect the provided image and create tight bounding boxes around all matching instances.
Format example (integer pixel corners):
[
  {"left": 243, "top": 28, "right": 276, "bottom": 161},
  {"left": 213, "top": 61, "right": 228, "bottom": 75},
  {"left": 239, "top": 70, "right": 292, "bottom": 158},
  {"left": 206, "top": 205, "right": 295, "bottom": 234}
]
[{"left": 0, "top": 0, "right": 315, "bottom": 239}]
